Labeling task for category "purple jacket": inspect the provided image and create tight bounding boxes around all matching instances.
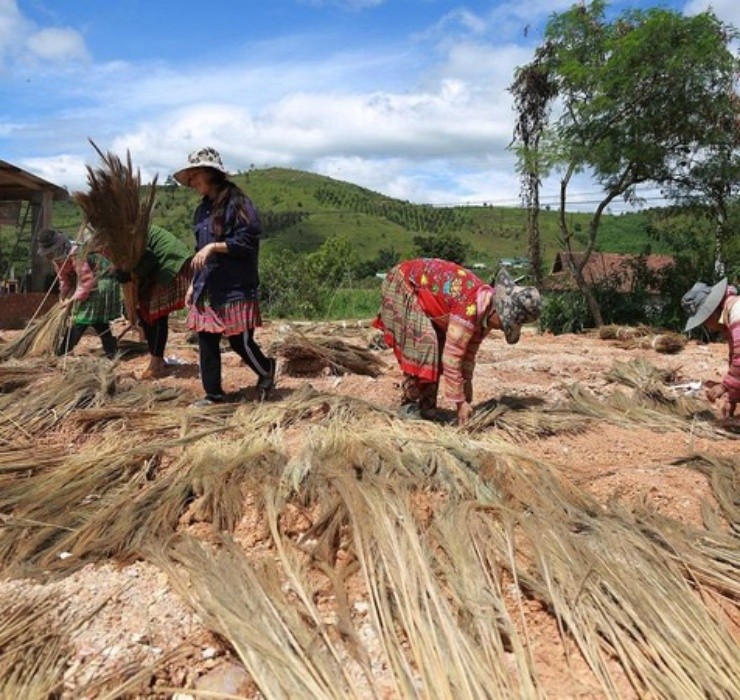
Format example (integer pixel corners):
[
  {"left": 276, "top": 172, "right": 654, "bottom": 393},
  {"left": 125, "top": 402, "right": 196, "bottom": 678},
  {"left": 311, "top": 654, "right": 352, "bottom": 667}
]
[{"left": 190, "top": 192, "right": 261, "bottom": 307}]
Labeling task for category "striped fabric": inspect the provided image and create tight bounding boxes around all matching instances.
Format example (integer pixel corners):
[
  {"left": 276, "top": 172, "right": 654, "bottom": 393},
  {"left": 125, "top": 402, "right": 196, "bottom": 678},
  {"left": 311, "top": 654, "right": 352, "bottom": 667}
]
[
  {"left": 374, "top": 264, "right": 441, "bottom": 383},
  {"left": 187, "top": 297, "right": 262, "bottom": 336},
  {"left": 138, "top": 264, "right": 191, "bottom": 324}
]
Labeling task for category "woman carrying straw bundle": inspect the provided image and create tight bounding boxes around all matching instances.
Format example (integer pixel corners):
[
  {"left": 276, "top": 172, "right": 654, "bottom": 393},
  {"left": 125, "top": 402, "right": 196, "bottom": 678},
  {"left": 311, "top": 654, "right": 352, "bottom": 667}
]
[
  {"left": 174, "top": 147, "right": 275, "bottom": 406},
  {"left": 374, "top": 259, "right": 541, "bottom": 425},
  {"left": 36, "top": 228, "right": 120, "bottom": 358},
  {"left": 112, "top": 225, "right": 192, "bottom": 379},
  {"left": 682, "top": 277, "right": 739, "bottom": 418}
]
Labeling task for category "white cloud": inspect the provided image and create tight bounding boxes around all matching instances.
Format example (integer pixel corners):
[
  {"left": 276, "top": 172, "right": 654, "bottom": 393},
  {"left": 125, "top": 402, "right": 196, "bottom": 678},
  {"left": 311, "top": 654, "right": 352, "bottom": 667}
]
[
  {"left": 26, "top": 27, "right": 89, "bottom": 62},
  {"left": 0, "top": 0, "right": 88, "bottom": 68},
  {"left": 683, "top": 0, "right": 740, "bottom": 27}
]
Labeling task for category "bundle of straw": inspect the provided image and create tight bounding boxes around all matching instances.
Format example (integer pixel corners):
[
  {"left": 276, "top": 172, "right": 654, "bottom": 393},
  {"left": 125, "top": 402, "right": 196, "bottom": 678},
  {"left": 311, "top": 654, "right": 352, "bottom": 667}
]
[
  {"left": 0, "top": 303, "right": 71, "bottom": 361},
  {"left": 598, "top": 324, "right": 652, "bottom": 340},
  {"left": 271, "top": 331, "right": 386, "bottom": 377},
  {"left": 616, "top": 332, "right": 687, "bottom": 354},
  {"left": 73, "top": 140, "right": 157, "bottom": 322}
]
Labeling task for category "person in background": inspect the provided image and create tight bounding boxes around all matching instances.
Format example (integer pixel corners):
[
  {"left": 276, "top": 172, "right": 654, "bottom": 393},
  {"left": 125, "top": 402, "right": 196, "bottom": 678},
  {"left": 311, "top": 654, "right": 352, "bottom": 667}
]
[
  {"left": 37, "top": 228, "right": 120, "bottom": 358},
  {"left": 374, "top": 258, "right": 541, "bottom": 425},
  {"left": 173, "top": 147, "right": 275, "bottom": 405},
  {"left": 682, "top": 277, "right": 739, "bottom": 418},
  {"left": 112, "top": 225, "right": 192, "bottom": 379}
]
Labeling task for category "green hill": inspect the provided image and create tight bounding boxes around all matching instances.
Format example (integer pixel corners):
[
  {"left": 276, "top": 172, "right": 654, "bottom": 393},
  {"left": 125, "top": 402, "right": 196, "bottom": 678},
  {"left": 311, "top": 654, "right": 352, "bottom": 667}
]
[{"left": 47, "top": 166, "right": 662, "bottom": 271}]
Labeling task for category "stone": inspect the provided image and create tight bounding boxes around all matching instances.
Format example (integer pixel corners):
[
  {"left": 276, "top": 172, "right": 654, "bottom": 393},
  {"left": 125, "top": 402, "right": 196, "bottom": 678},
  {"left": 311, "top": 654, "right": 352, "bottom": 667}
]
[{"left": 195, "top": 662, "right": 251, "bottom": 695}]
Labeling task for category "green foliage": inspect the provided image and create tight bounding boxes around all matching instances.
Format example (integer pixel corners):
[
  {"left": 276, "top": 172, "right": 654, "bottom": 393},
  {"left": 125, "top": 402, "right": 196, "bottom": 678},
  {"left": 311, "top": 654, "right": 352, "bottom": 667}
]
[
  {"left": 260, "top": 235, "right": 375, "bottom": 319},
  {"left": 539, "top": 292, "right": 589, "bottom": 335},
  {"left": 412, "top": 232, "right": 471, "bottom": 264},
  {"left": 355, "top": 247, "right": 401, "bottom": 279}
]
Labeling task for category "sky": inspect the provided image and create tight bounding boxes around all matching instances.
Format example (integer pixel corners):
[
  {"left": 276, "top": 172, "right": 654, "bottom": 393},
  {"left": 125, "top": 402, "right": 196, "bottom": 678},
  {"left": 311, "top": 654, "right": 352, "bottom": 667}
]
[{"left": 1, "top": 0, "right": 738, "bottom": 211}]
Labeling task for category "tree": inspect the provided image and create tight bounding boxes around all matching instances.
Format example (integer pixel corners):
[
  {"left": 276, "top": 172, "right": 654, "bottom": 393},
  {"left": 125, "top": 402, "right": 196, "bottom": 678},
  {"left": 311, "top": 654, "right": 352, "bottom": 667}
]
[
  {"left": 412, "top": 232, "right": 470, "bottom": 264},
  {"left": 511, "top": 0, "right": 740, "bottom": 325},
  {"left": 510, "top": 55, "right": 557, "bottom": 286}
]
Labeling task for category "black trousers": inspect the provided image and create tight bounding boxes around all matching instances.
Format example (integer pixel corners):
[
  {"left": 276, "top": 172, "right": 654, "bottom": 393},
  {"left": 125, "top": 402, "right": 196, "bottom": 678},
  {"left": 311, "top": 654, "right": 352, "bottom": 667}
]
[
  {"left": 198, "top": 329, "right": 271, "bottom": 397},
  {"left": 140, "top": 316, "right": 168, "bottom": 358},
  {"left": 57, "top": 322, "right": 117, "bottom": 358}
]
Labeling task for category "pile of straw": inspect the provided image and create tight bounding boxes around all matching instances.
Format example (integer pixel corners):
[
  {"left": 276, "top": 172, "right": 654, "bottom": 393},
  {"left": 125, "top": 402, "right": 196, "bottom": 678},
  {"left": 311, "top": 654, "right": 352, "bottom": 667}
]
[
  {"left": 598, "top": 324, "right": 687, "bottom": 354},
  {"left": 464, "top": 396, "right": 592, "bottom": 440},
  {"left": 271, "top": 331, "right": 386, "bottom": 377},
  {"left": 598, "top": 323, "right": 653, "bottom": 340},
  {"left": 0, "top": 303, "right": 70, "bottom": 361}
]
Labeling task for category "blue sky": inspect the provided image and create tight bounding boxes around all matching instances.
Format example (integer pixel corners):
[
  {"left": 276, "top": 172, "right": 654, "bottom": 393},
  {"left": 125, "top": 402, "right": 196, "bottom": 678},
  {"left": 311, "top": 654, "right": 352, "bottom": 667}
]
[{"left": 1, "top": 0, "right": 737, "bottom": 210}]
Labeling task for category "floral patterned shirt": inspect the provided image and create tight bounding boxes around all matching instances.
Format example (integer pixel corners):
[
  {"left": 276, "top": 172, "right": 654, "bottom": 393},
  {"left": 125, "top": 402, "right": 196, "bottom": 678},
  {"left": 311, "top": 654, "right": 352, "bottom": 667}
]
[{"left": 399, "top": 258, "right": 492, "bottom": 402}]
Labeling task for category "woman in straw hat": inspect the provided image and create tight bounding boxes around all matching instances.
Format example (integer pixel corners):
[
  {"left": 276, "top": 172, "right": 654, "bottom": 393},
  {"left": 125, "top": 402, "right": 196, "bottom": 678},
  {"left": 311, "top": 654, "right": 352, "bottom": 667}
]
[
  {"left": 37, "top": 228, "right": 120, "bottom": 358},
  {"left": 174, "top": 147, "right": 275, "bottom": 406},
  {"left": 374, "top": 258, "right": 541, "bottom": 425},
  {"left": 682, "top": 277, "right": 739, "bottom": 418}
]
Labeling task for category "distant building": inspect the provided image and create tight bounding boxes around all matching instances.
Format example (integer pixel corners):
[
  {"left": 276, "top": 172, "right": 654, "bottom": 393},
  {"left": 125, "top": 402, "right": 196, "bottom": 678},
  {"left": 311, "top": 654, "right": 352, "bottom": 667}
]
[
  {"left": 544, "top": 252, "right": 674, "bottom": 293},
  {"left": 500, "top": 257, "right": 530, "bottom": 269}
]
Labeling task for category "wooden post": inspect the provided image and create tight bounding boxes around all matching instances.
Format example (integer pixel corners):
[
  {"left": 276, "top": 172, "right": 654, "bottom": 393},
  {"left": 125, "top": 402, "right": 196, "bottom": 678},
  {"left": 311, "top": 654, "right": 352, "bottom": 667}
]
[{"left": 30, "top": 191, "right": 53, "bottom": 292}]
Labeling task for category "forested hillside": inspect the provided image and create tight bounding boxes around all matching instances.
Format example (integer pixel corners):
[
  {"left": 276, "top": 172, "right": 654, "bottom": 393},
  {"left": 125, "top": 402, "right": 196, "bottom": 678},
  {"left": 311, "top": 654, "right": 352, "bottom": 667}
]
[{"left": 47, "top": 167, "right": 662, "bottom": 270}]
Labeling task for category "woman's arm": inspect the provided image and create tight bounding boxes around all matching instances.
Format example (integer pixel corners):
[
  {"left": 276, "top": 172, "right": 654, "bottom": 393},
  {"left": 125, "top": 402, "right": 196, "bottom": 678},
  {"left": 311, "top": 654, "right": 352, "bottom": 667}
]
[{"left": 71, "top": 257, "right": 96, "bottom": 302}]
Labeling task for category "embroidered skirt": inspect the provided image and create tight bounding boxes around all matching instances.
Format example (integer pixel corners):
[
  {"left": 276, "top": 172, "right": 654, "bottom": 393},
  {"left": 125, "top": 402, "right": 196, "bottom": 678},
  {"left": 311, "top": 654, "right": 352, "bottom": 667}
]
[
  {"left": 373, "top": 266, "right": 441, "bottom": 383},
  {"left": 138, "top": 264, "right": 191, "bottom": 324},
  {"left": 187, "top": 296, "right": 262, "bottom": 336}
]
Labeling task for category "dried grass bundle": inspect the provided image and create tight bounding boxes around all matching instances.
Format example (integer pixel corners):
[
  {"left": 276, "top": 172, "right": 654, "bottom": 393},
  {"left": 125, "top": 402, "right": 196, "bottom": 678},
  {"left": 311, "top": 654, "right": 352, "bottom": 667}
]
[
  {"left": 0, "top": 356, "right": 116, "bottom": 443},
  {"left": 73, "top": 141, "right": 156, "bottom": 272},
  {"left": 464, "top": 396, "right": 592, "bottom": 440},
  {"left": 73, "top": 141, "right": 157, "bottom": 323},
  {"left": 566, "top": 384, "right": 735, "bottom": 440},
  {"left": 616, "top": 332, "right": 687, "bottom": 354},
  {"left": 0, "top": 359, "right": 52, "bottom": 392},
  {"left": 271, "top": 331, "right": 386, "bottom": 377},
  {"left": 0, "top": 303, "right": 70, "bottom": 361},
  {"left": 598, "top": 323, "right": 653, "bottom": 340},
  {"left": 0, "top": 588, "right": 75, "bottom": 698}
]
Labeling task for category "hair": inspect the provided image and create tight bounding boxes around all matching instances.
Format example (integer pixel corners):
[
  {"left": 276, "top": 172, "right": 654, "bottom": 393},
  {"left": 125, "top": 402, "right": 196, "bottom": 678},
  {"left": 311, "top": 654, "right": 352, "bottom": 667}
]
[{"left": 206, "top": 170, "right": 251, "bottom": 239}]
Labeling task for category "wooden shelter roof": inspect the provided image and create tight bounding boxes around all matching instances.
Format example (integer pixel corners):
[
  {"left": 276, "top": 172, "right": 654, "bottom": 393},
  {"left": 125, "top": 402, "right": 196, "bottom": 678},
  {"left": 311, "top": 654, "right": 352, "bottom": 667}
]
[{"left": 0, "top": 159, "right": 68, "bottom": 203}]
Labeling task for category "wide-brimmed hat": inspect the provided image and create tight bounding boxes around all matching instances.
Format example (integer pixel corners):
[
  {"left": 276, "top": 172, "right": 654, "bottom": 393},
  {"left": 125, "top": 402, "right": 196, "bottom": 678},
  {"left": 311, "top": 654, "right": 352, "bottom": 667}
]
[
  {"left": 494, "top": 268, "right": 542, "bottom": 344},
  {"left": 37, "top": 228, "right": 72, "bottom": 260},
  {"left": 173, "top": 146, "right": 229, "bottom": 185},
  {"left": 681, "top": 278, "right": 728, "bottom": 331}
]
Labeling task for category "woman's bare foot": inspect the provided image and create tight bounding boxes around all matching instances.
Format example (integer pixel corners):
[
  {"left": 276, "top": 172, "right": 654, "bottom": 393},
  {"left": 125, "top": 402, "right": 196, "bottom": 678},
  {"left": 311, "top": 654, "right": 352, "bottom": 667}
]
[{"left": 138, "top": 356, "right": 166, "bottom": 380}]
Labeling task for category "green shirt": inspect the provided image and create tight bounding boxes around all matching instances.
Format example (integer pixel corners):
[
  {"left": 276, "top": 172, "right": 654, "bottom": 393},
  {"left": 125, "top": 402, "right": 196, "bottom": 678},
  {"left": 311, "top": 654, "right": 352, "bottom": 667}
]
[{"left": 133, "top": 225, "right": 191, "bottom": 286}]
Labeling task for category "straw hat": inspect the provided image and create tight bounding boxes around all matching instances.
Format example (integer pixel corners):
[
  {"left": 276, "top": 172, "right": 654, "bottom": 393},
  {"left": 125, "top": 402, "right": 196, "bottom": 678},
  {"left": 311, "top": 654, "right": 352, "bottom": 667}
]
[
  {"left": 494, "top": 268, "right": 542, "bottom": 344},
  {"left": 173, "top": 146, "right": 229, "bottom": 185},
  {"left": 681, "top": 278, "right": 728, "bottom": 331}
]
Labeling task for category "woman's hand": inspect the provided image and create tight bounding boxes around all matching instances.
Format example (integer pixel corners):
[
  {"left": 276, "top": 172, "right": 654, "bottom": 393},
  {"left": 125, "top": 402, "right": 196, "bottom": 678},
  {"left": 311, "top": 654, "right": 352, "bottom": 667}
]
[
  {"left": 191, "top": 243, "right": 215, "bottom": 272},
  {"left": 185, "top": 284, "right": 194, "bottom": 307},
  {"left": 705, "top": 383, "right": 726, "bottom": 403},
  {"left": 456, "top": 401, "right": 473, "bottom": 425}
]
